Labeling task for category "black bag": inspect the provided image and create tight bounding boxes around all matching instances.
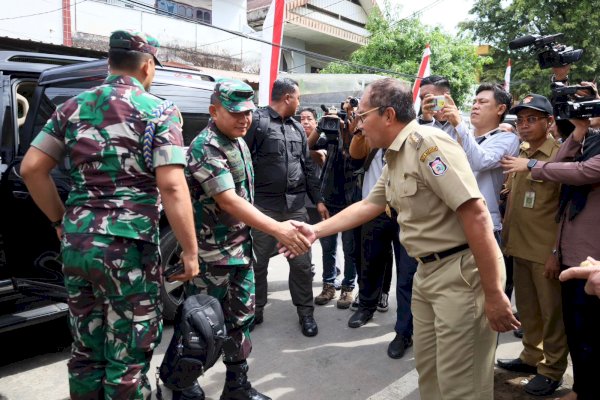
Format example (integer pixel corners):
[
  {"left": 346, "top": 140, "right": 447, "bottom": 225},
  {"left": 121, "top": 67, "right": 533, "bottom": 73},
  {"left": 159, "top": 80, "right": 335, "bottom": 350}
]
[{"left": 159, "top": 294, "right": 227, "bottom": 391}]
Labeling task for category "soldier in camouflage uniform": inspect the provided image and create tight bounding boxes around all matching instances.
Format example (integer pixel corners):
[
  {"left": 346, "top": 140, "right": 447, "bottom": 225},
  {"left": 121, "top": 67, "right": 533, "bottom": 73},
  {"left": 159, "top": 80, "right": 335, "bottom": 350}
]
[
  {"left": 176, "top": 79, "right": 309, "bottom": 400},
  {"left": 20, "top": 30, "right": 199, "bottom": 400}
]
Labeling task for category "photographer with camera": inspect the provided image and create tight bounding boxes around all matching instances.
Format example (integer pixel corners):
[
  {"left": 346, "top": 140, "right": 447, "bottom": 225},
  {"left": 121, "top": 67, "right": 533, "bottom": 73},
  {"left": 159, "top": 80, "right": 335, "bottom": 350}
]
[
  {"left": 312, "top": 99, "right": 362, "bottom": 308},
  {"left": 501, "top": 37, "right": 600, "bottom": 399}
]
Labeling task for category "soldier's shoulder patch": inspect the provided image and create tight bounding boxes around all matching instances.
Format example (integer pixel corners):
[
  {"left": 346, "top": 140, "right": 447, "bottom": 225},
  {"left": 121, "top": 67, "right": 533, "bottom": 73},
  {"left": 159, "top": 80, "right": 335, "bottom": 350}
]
[
  {"left": 428, "top": 156, "right": 448, "bottom": 176},
  {"left": 408, "top": 132, "right": 424, "bottom": 150},
  {"left": 419, "top": 146, "right": 438, "bottom": 162}
]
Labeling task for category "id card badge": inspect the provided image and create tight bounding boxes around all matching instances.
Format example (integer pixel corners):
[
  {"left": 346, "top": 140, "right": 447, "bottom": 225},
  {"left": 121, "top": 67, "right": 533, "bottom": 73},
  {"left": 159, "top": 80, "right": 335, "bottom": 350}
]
[{"left": 523, "top": 191, "right": 536, "bottom": 208}]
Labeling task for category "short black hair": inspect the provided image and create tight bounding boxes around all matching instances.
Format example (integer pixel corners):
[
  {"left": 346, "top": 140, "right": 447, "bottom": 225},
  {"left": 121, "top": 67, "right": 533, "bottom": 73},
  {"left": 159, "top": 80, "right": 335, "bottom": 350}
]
[
  {"left": 299, "top": 107, "right": 317, "bottom": 119},
  {"left": 420, "top": 75, "right": 451, "bottom": 92},
  {"left": 476, "top": 83, "right": 513, "bottom": 122},
  {"left": 366, "top": 78, "right": 415, "bottom": 123},
  {"left": 108, "top": 49, "right": 152, "bottom": 71},
  {"left": 271, "top": 77, "right": 299, "bottom": 102}
]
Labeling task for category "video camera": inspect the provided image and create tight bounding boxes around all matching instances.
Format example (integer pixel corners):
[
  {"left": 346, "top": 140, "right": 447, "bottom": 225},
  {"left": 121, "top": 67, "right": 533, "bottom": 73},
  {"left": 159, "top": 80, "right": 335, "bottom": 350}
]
[
  {"left": 509, "top": 33, "right": 584, "bottom": 69},
  {"left": 552, "top": 82, "right": 600, "bottom": 119},
  {"left": 317, "top": 98, "right": 358, "bottom": 143}
]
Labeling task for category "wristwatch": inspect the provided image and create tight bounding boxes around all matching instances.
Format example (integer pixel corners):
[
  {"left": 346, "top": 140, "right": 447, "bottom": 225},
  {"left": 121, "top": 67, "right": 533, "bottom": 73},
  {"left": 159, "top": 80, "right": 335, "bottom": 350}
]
[
  {"left": 50, "top": 219, "right": 62, "bottom": 229},
  {"left": 527, "top": 159, "right": 538, "bottom": 170}
]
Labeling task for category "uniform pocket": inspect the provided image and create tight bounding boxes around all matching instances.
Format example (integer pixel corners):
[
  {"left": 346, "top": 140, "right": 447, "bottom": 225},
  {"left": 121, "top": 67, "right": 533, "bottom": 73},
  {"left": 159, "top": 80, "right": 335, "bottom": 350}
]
[{"left": 393, "top": 177, "right": 430, "bottom": 219}]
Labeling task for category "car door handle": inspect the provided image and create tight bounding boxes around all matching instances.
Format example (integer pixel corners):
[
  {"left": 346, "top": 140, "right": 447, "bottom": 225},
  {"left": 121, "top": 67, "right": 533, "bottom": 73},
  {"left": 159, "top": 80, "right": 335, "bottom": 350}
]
[{"left": 12, "top": 191, "right": 30, "bottom": 199}]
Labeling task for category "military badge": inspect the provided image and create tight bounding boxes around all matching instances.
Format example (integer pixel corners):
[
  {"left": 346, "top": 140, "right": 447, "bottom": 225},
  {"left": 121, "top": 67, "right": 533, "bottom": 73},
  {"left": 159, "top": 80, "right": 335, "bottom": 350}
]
[{"left": 428, "top": 156, "right": 448, "bottom": 176}]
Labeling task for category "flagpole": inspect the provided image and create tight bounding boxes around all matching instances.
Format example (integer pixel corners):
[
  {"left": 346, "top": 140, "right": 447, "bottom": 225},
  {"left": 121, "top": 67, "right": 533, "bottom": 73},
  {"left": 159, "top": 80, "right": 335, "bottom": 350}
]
[
  {"left": 412, "top": 44, "right": 431, "bottom": 114},
  {"left": 258, "top": 0, "right": 285, "bottom": 106}
]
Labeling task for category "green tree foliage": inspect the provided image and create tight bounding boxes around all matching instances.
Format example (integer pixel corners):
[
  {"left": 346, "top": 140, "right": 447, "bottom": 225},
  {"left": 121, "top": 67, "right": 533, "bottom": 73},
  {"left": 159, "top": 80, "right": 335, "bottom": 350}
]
[
  {"left": 461, "top": 0, "right": 600, "bottom": 100},
  {"left": 321, "top": 11, "right": 489, "bottom": 107}
]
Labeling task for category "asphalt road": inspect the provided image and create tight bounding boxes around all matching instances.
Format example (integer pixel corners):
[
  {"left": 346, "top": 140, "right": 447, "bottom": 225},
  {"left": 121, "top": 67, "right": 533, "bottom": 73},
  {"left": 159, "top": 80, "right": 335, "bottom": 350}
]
[{"left": 0, "top": 242, "right": 573, "bottom": 399}]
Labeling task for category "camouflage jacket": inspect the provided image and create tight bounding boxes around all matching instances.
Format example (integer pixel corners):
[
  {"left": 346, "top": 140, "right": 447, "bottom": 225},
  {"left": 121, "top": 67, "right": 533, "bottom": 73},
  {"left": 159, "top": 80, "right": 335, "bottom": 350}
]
[
  {"left": 186, "top": 121, "right": 254, "bottom": 266},
  {"left": 31, "top": 74, "right": 186, "bottom": 244}
]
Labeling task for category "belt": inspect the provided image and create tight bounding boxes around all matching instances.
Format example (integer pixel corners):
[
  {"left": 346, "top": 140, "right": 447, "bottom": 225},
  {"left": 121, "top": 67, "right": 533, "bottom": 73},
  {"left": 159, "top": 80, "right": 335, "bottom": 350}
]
[{"left": 416, "top": 243, "right": 470, "bottom": 264}]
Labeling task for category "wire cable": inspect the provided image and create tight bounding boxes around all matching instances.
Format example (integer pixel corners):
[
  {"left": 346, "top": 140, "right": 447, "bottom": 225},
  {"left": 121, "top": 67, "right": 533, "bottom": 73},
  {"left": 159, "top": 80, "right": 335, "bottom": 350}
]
[{"left": 0, "top": 0, "right": 89, "bottom": 21}]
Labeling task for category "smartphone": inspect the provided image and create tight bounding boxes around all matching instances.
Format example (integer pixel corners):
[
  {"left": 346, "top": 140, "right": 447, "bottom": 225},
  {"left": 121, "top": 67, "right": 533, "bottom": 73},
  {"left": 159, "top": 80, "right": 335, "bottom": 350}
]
[
  {"left": 431, "top": 95, "right": 446, "bottom": 111},
  {"left": 163, "top": 261, "right": 185, "bottom": 280}
]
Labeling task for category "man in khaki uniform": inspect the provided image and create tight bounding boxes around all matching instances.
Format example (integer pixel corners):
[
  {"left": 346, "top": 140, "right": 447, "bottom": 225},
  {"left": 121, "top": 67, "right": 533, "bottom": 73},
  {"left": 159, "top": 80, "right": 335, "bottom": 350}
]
[
  {"left": 280, "top": 78, "right": 519, "bottom": 399},
  {"left": 499, "top": 94, "right": 568, "bottom": 396}
]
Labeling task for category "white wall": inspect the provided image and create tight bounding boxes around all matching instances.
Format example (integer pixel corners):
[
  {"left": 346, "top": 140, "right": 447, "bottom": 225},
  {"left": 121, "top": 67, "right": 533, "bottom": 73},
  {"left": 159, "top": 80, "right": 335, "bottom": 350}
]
[
  {"left": 281, "top": 36, "right": 307, "bottom": 73},
  {"left": 0, "top": 0, "right": 64, "bottom": 44},
  {"left": 0, "top": 0, "right": 262, "bottom": 68}
]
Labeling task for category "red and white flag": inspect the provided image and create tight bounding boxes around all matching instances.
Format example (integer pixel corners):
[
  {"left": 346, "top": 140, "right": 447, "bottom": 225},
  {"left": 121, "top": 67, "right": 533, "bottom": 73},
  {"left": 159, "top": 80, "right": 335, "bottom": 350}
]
[
  {"left": 258, "top": 0, "right": 285, "bottom": 106},
  {"left": 412, "top": 44, "right": 431, "bottom": 113},
  {"left": 504, "top": 58, "right": 512, "bottom": 93}
]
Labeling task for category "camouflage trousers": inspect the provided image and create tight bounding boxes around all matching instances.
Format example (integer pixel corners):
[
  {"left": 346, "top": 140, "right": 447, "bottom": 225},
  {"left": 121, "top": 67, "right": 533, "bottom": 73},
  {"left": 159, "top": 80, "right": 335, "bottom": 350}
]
[
  {"left": 61, "top": 233, "right": 163, "bottom": 400},
  {"left": 185, "top": 262, "right": 255, "bottom": 362}
]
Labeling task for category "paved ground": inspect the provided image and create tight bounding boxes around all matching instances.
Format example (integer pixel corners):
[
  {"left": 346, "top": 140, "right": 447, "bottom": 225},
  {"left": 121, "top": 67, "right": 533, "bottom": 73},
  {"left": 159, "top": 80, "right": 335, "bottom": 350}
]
[{"left": 0, "top": 242, "right": 573, "bottom": 399}]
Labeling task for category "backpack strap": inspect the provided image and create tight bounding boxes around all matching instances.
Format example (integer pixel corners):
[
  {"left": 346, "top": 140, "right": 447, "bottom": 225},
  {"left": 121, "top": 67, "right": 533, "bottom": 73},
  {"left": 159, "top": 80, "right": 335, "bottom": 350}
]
[
  {"left": 362, "top": 148, "right": 379, "bottom": 172},
  {"left": 143, "top": 100, "right": 175, "bottom": 172}
]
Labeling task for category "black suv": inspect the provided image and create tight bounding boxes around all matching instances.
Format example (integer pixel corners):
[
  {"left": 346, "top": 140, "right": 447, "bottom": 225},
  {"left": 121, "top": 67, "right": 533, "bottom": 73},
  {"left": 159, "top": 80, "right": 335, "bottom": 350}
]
[{"left": 0, "top": 51, "right": 214, "bottom": 332}]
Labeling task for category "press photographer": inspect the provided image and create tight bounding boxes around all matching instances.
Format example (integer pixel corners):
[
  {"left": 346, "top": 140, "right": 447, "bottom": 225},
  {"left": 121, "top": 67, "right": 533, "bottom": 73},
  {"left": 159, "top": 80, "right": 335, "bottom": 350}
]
[{"left": 311, "top": 98, "right": 363, "bottom": 308}]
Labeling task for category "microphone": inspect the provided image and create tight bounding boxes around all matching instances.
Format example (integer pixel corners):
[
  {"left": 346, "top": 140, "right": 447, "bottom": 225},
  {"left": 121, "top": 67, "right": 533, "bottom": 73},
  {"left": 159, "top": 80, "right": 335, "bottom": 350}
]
[
  {"left": 320, "top": 104, "right": 329, "bottom": 113},
  {"left": 509, "top": 35, "right": 538, "bottom": 50}
]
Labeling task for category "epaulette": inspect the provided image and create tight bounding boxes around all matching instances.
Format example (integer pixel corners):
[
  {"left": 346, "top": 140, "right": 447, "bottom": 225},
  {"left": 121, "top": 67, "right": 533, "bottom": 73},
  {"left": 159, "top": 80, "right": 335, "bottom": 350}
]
[{"left": 408, "top": 131, "right": 424, "bottom": 150}]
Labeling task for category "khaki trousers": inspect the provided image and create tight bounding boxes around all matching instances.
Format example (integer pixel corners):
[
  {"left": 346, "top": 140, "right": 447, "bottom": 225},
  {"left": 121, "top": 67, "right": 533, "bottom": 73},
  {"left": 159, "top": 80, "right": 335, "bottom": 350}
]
[
  {"left": 513, "top": 257, "right": 568, "bottom": 381},
  {"left": 412, "top": 250, "right": 500, "bottom": 400}
]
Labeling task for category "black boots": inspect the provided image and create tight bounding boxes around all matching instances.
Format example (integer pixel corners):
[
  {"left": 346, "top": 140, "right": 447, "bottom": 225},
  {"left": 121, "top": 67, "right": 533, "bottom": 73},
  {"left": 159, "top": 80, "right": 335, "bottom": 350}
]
[
  {"left": 220, "top": 361, "right": 271, "bottom": 400},
  {"left": 172, "top": 381, "right": 205, "bottom": 400}
]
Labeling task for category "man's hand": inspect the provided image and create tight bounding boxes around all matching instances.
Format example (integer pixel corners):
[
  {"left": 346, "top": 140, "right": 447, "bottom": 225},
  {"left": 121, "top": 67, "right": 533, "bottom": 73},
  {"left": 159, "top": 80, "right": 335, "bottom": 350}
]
[
  {"left": 420, "top": 94, "right": 436, "bottom": 122},
  {"left": 500, "top": 156, "right": 529, "bottom": 173},
  {"left": 273, "top": 220, "right": 311, "bottom": 256},
  {"left": 441, "top": 94, "right": 462, "bottom": 127},
  {"left": 170, "top": 250, "right": 200, "bottom": 282},
  {"left": 277, "top": 220, "right": 317, "bottom": 258},
  {"left": 569, "top": 118, "right": 590, "bottom": 142},
  {"left": 485, "top": 292, "right": 521, "bottom": 332},
  {"left": 560, "top": 257, "right": 600, "bottom": 298},
  {"left": 544, "top": 253, "right": 561, "bottom": 280},
  {"left": 55, "top": 226, "right": 63, "bottom": 241},
  {"left": 317, "top": 202, "right": 330, "bottom": 220}
]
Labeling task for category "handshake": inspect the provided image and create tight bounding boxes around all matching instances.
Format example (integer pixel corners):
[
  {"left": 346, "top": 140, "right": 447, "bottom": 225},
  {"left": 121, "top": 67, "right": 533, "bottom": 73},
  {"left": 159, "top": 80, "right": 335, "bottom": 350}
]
[{"left": 274, "top": 220, "right": 318, "bottom": 259}]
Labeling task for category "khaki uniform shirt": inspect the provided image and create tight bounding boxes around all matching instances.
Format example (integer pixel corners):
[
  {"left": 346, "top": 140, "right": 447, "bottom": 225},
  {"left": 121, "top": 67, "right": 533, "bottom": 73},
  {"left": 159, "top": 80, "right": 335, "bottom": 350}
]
[
  {"left": 366, "top": 120, "right": 483, "bottom": 258},
  {"left": 503, "top": 137, "right": 561, "bottom": 264}
]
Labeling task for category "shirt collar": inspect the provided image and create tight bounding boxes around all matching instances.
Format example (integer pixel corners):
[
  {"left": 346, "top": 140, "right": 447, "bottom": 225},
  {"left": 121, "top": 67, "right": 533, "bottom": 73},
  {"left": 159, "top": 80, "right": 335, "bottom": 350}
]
[
  {"left": 104, "top": 74, "right": 146, "bottom": 91},
  {"left": 267, "top": 106, "right": 294, "bottom": 123},
  {"left": 388, "top": 119, "right": 420, "bottom": 152},
  {"left": 522, "top": 136, "right": 557, "bottom": 157}
]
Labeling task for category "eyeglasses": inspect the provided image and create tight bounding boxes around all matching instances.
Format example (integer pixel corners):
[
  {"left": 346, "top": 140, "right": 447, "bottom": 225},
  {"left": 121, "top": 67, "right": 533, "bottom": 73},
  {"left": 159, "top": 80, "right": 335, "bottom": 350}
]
[
  {"left": 355, "top": 106, "right": 383, "bottom": 123},
  {"left": 516, "top": 116, "right": 548, "bottom": 125}
]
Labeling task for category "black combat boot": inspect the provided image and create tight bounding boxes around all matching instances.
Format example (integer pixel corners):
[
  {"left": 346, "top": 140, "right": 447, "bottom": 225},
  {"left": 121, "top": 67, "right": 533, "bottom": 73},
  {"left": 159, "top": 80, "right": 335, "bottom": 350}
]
[
  {"left": 172, "top": 381, "right": 205, "bottom": 400},
  {"left": 220, "top": 361, "right": 271, "bottom": 400}
]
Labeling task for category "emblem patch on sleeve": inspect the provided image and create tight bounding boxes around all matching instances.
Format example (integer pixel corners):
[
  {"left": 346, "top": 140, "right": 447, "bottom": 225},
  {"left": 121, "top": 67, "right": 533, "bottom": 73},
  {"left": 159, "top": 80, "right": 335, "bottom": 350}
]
[{"left": 428, "top": 156, "right": 448, "bottom": 176}]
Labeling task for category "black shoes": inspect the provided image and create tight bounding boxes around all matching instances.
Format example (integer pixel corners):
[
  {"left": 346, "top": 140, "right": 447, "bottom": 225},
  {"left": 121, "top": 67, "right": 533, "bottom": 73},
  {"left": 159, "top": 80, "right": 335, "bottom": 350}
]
[
  {"left": 377, "top": 292, "right": 389, "bottom": 312},
  {"left": 524, "top": 374, "right": 562, "bottom": 396},
  {"left": 348, "top": 309, "right": 374, "bottom": 328},
  {"left": 496, "top": 358, "right": 537, "bottom": 374},
  {"left": 299, "top": 315, "right": 318, "bottom": 337},
  {"left": 172, "top": 381, "right": 205, "bottom": 400},
  {"left": 387, "top": 334, "right": 412, "bottom": 359}
]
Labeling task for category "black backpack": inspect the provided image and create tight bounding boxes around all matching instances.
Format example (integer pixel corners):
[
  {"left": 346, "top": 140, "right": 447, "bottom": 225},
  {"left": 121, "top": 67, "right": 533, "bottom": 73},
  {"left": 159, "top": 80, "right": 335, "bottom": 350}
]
[{"left": 159, "top": 294, "right": 227, "bottom": 391}]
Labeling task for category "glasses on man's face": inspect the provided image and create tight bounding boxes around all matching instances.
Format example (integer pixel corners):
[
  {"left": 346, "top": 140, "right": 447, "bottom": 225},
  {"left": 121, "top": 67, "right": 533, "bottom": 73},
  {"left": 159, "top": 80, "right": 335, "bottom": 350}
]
[
  {"left": 516, "top": 115, "right": 548, "bottom": 126},
  {"left": 355, "top": 106, "right": 382, "bottom": 123}
]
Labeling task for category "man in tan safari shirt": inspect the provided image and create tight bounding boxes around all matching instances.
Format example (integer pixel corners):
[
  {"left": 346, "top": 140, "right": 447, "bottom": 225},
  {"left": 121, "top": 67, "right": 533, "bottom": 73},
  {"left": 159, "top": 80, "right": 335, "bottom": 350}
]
[{"left": 279, "top": 78, "right": 519, "bottom": 400}]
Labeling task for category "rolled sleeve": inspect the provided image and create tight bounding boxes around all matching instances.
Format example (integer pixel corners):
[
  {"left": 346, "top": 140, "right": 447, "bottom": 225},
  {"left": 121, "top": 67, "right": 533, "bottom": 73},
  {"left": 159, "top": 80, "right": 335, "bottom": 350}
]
[
  {"left": 153, "top": 106, "right": 185, "bottom": 167},
  {"left": 153, "top": 144, "right": 186, "bottom": 168},
  {"left": 188, "top": 140, "right": 236, "bottom": 198},
  {"left": 31, "top": 131, "right": 66, "bottom": 162}
]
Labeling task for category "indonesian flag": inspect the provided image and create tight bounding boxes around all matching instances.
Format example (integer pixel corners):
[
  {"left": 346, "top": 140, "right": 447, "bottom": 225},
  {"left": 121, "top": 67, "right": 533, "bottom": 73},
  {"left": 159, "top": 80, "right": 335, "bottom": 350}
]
[
  {"left": 412, "top": 44, "right": 431, "bottom": 113},
  {"left": 258, "top": 0, "right": 285, "bottom": 106},
  {"left": 504, "top": 58, "right": 512, "bottom": 93}
]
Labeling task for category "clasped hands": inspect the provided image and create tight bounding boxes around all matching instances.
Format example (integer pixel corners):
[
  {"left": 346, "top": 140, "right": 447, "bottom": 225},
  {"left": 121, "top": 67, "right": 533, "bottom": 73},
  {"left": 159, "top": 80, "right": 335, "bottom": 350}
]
[{"left": 275, "top": 221, "right": 317, "bottom": 258}]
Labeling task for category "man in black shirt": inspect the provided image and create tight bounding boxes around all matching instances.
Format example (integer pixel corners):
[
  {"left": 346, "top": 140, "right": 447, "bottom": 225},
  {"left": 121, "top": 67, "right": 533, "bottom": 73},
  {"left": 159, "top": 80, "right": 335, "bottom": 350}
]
[{"left": 244, "top": 78, "right": 327, "bottom": 337}]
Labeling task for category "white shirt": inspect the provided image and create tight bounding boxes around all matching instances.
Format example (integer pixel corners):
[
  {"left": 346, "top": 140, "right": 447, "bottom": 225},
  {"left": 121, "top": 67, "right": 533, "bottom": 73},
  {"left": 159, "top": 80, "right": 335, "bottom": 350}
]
[
  {"left": 454, "top": 122, "right": 520, "bottom": 231},
  {"left": 362, "top": 149, "right": 385, "bottom": 199}
]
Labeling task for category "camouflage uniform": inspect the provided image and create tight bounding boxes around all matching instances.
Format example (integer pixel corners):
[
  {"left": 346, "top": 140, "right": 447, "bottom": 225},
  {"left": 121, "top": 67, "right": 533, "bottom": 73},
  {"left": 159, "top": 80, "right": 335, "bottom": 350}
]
[
  {"left": 31, "top": 31, "right": 185, "bottom": 400},
  {"left": 185, "top": 80, "right": 256, "bottom": 363}
]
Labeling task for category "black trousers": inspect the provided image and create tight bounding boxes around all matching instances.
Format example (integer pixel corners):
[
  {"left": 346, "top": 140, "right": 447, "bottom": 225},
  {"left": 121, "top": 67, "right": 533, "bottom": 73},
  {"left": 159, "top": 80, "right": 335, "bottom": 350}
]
[{"left": 561, "top": 275, "right": 600, "bottom": 399}]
